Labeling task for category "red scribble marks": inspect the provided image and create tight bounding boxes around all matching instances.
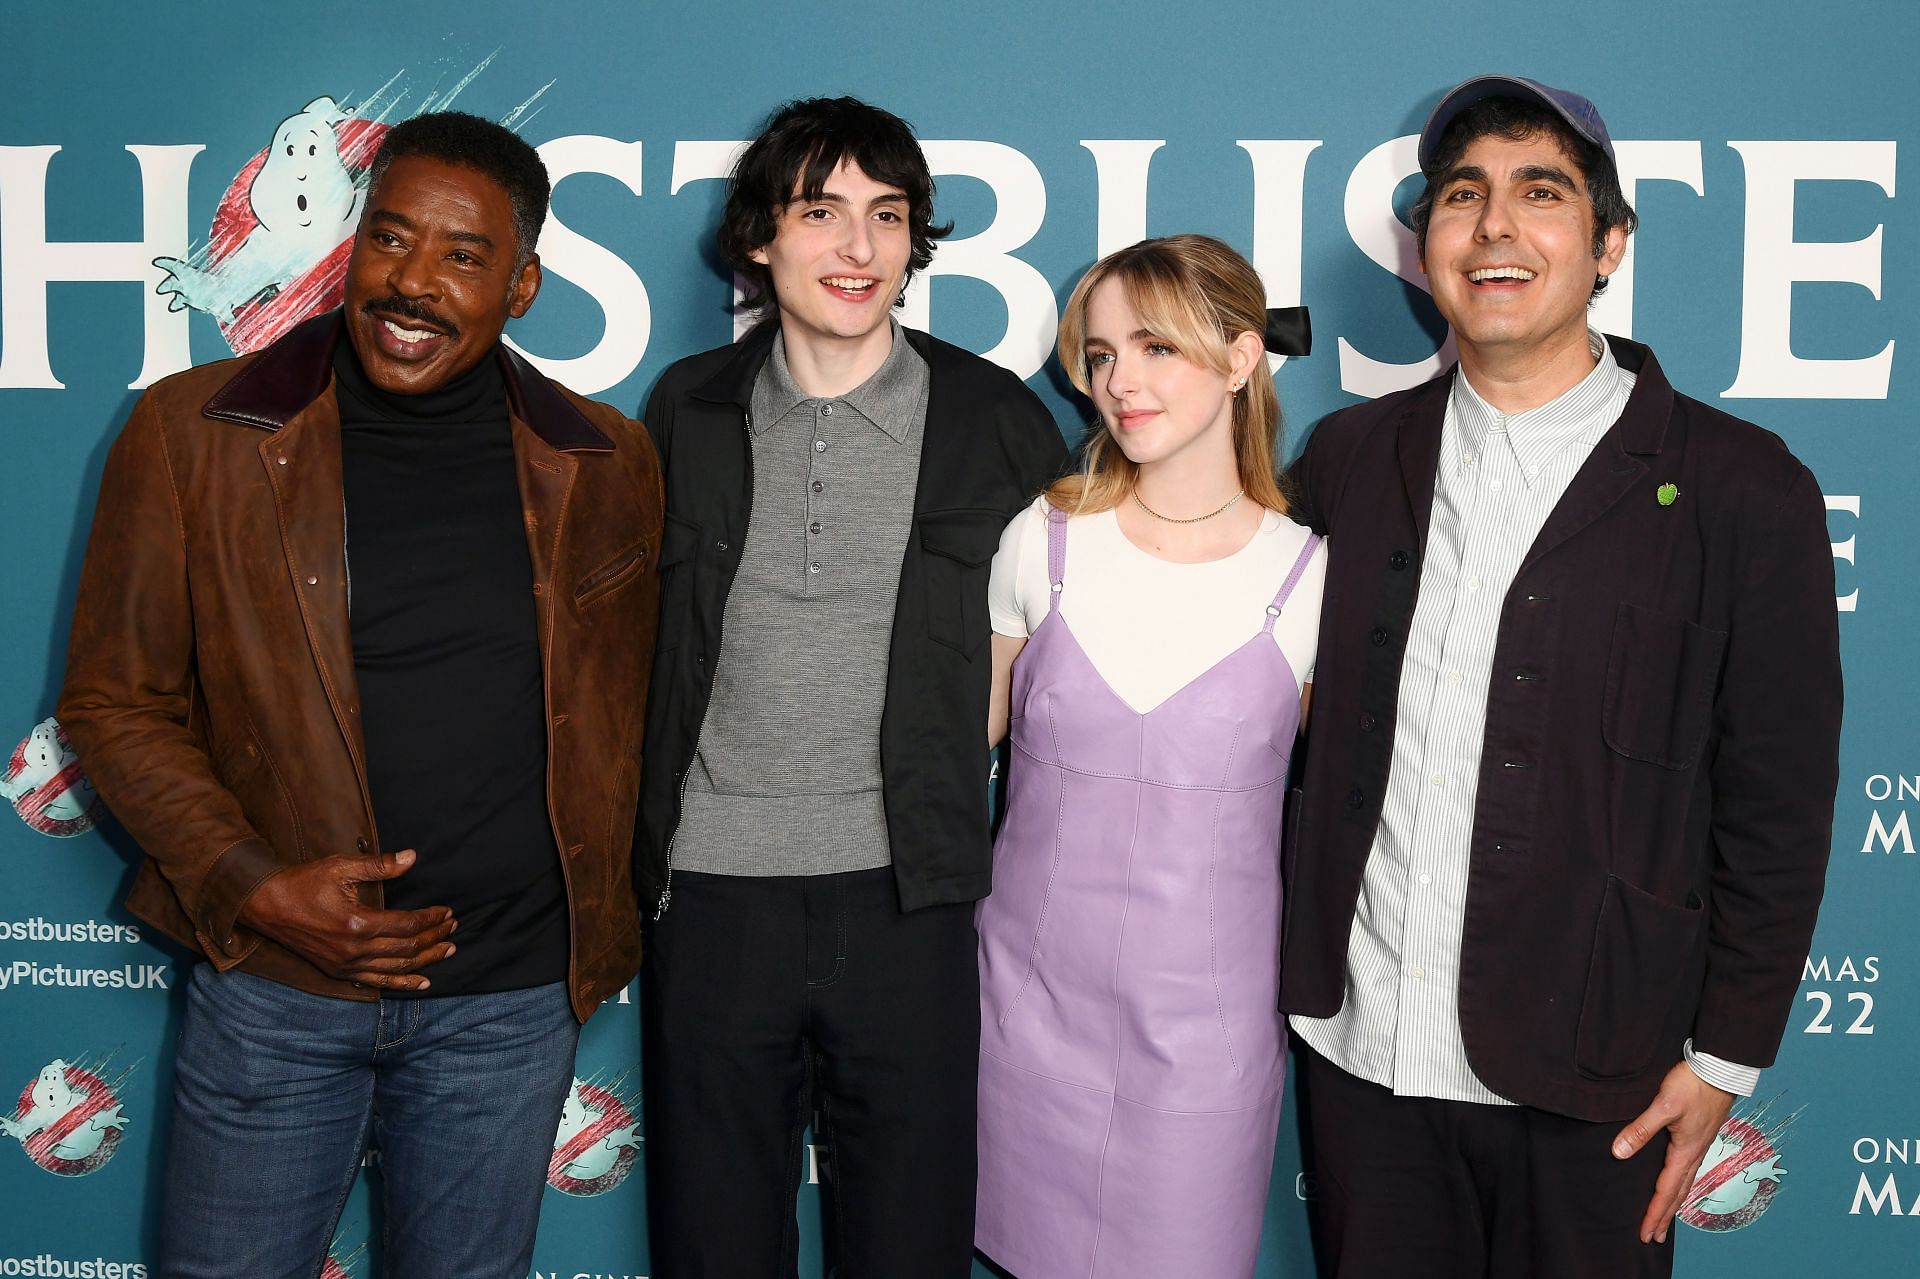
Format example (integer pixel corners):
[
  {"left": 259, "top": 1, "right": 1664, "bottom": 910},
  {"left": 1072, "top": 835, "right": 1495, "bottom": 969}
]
[
  {"left": 14, "top": 759, "right": 89, "bottom": 829},
  {"left": 547, "top": 1081, "right": 637, "bottom": 1191},
  {"left": 1682, "top": 1116, "right": 1773, "bottom": 1214}
]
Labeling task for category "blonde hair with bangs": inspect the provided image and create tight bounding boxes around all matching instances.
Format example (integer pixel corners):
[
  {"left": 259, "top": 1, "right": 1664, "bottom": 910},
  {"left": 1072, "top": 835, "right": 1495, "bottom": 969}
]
[{"left": 1046, "top": 235, "right": 1290, "bottom": 517}]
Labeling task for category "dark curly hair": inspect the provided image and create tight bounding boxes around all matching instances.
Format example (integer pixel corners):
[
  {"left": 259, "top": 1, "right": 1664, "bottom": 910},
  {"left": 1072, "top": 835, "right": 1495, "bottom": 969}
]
[
  {"left": 1409, "top": 95, "right": 1637, "bottom": 299},
  {"left": 719, "top": 97, "right": 951, "bottom": 311},
  {"left": 365, "top": 111, "right": 551, "bottom": 272}
]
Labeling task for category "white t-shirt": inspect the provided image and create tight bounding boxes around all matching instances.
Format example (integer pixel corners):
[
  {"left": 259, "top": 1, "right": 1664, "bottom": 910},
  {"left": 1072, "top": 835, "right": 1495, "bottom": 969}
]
[{"left": 989, "top": 498, "right": 1326, "bottom": 715}]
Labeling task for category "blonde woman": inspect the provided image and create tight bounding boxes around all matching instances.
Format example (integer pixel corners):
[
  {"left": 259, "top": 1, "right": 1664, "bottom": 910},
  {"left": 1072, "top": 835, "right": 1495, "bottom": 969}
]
[{"left": 976, "top": 236, "right": 1322, "bottom": 1277}]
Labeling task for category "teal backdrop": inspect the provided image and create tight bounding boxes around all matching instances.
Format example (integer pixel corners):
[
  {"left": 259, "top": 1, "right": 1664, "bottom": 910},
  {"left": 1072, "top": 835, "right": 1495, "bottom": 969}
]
[{"left": 2, "top": 1, "right": 1914, "bottom": 1275}]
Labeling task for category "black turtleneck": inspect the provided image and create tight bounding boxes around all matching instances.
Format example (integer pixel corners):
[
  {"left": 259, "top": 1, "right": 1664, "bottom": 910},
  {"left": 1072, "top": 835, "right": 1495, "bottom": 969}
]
[{"left": 333, "top": 340, "right": 568, "bottom": 996}]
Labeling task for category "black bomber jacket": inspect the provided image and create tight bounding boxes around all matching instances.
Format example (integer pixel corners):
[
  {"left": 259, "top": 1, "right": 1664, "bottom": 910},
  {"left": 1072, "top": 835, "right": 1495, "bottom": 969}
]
[{"left": 636, "top": 320, "right": 1067, "bottom": 916}]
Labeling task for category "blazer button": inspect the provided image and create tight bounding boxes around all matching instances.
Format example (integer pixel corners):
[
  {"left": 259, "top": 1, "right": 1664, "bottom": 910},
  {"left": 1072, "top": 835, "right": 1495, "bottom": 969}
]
[
  {"left": 715, "top": 540, "right": 729, "bottom": 553},
  {"left": 1389, "top": 549, "right": 1410, "bottom": 570},
  {"left": 1347, "top": 788, "right": 1366, "bottom": 810},
  {"left": 1369, "top": 627, "right": 1388, "bottom": 647},
  {"left": 355, "top": 837, "right": 370, "bottom": 853},
  {"left": 1359, "top": 712, "right": 1377, "bottom": 732}
]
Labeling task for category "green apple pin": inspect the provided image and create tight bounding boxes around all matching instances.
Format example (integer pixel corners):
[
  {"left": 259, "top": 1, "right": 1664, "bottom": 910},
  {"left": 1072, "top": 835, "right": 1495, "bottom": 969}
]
[{"left": 1656, "top": 482, "right": 1679, "bottom": 507}]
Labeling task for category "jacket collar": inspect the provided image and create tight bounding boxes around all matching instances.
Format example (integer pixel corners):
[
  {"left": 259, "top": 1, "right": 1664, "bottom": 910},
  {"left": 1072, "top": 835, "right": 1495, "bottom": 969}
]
[
  {"left": 688, "top": 316, "right": 781, "bottom": 408},
  {"left": 1393, "top": 334, "right": 1677, "bottom": 559},
  {"left": 1600, "top": 334, "right": 1673, "bottom": 456},
  {"left": 201, "top": 310, "right": 613, "bottom": 452}
]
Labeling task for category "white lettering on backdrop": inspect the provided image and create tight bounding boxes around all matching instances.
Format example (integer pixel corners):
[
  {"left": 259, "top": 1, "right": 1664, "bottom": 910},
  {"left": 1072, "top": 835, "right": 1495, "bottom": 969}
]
[{"left": 0, "top": 136, "right": 1898, "bottom": 400}]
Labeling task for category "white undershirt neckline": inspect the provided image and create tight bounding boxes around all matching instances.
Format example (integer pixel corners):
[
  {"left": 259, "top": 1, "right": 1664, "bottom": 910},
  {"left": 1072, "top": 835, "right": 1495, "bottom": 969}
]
[{"left": 989, "top": 498, "right": 1326, "bottom": 715}]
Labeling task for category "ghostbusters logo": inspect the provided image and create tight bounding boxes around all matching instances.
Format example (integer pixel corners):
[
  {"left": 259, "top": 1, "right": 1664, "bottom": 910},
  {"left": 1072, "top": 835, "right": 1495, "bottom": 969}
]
[
  {"left": 3, "top": 717, "right": 104, "bottom": 838},
  {"left": 1680, "top": 1099, "right": 1799, "bottom": 1232},
  {"left": 547, "top": 1075, "right": 642, "bottom": 1197},
  {"left": 152, "top": 95, "right": 386, "bottom": 354},
  {"left": 146, "top": 57, "right": 542, "bottom": 356},
  {"left": 3, "top": 1057, "right": 133, "bottom": 1177}
]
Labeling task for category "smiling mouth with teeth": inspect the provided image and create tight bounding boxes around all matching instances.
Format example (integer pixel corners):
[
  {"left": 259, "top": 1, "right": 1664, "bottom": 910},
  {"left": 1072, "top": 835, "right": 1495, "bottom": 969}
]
[
  {"left": 1467, "top": 267, "right": 1538, "bottom": 283},
  {"left": 822, "top": 276, "right": 877, "bottom": 292},
  {"left": 381, "top": 318, "right": 445, "bottom": 342}
]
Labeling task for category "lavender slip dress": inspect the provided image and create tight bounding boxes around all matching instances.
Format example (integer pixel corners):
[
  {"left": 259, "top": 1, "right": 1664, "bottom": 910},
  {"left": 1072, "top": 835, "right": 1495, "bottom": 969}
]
[{"left": 977, "top": 505, "right": 1321, "bottom": 1278}]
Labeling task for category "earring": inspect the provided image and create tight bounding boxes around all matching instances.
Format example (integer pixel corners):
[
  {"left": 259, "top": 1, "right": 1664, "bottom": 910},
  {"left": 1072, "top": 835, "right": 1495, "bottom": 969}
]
[{"left": 1231, "top": 376, "right": 1246, "bottom": 395}]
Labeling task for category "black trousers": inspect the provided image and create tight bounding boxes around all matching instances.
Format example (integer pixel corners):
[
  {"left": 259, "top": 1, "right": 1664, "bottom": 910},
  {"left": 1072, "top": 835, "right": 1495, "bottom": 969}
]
[
  {"left": 1299, "top": 1044, "right": 1675, "bottom": 1279},
  {"left": 641, "top": 868, "right": 980, "bottom": 1278}
]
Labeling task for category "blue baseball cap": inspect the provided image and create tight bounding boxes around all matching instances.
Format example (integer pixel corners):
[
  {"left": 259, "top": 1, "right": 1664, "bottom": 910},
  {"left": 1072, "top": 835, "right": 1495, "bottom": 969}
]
[{"left": 1418, "top": 75, "right": 1616, "bottom": 171}]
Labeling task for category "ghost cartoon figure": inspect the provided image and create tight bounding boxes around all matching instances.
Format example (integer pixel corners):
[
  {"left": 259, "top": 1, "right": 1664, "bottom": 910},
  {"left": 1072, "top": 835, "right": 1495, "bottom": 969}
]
[
  {"left": 3, "top": 717, "right": 102, "bottom": 836},
  {"left": 2, "top": 1060, "right": 128, "bottom": 1164},
  {"left": 553, "top": 1079, "right": 642, "bottom": 1184},
  {"left": 153, "top": 96, "right": 366, "bottom": 320}
]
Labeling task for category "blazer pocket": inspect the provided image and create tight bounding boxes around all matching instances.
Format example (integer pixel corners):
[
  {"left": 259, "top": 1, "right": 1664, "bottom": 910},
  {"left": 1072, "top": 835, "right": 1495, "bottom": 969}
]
[
  {"left": 652, "top": 512, "right": 702, "bottom": 656},
  {"left": 917, "top": 508, "right": 1004, "bottom": 658},
  {"left": 574, "top": 539, "right": 652, "bottom": 608},
  {"left": 1601, "top": 602, "right": 1727, "bottom": 770},
  {"left": 1574, "top": 875, "right": 1704, "bottom": 1080}
]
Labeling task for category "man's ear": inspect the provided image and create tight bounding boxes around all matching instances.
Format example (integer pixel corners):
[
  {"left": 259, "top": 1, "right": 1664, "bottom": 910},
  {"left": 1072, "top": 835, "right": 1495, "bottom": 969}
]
[
  {"left": 508, "top": 254, "right": 542, "bottom": 319},
  {"left": 1597, "top": 222, "right": 1628, "bottom": 277}
]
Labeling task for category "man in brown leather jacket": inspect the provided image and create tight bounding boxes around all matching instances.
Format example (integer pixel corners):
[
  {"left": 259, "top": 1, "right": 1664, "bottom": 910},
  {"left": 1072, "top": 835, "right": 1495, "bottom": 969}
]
[{"left": 57, "top": 112, "right": 661, "bottom": 1279}]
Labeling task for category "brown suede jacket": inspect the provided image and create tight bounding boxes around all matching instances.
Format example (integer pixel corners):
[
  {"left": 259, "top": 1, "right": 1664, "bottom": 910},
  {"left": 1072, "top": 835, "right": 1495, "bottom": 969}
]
[{"left": 58, "top": 312, "right": 662, "bottom": 1021}]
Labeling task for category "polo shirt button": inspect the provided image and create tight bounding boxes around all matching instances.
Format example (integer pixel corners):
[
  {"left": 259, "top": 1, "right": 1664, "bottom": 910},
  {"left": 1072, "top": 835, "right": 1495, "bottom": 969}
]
[
  {"left": 1389, "top": 549, "right": 1410, "bottom": 570},
  {"left": 1369, "top": 627, "right": 1388, "bottom": 646},
  {"left": 1347, "top": 788, "right": 1366, "bottom": 810},
  {"left": 1359, "top": 712, "right": 1377, "bottom": 731},
  {"left": 809, "top": 521, "right": 822, "bottom": 535}
]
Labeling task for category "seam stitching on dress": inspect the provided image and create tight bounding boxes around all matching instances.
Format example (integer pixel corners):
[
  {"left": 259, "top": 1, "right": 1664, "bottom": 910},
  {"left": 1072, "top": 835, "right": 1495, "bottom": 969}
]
[
  {"left": 999, "top": 703, "right": 1068, "bottom": 1028},
  {"left": 1210, "top": 724, "right": 1245, "bottom": 1076}
]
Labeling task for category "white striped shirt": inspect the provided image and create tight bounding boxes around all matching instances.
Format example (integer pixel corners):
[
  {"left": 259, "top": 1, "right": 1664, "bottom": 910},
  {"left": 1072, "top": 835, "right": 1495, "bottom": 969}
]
[{"left": 1291, "top": 332, "right": 1758, "bottom": 1104}]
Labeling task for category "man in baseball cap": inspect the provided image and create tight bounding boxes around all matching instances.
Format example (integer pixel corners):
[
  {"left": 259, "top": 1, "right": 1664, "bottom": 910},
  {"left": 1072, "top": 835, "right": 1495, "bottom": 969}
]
[{"left": 1283, "top": 75, "right": 1841, "bottom": 1277}]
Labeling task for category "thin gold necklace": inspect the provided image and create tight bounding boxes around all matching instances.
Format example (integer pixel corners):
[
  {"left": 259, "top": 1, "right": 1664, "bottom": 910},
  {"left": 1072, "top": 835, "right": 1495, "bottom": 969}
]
[{"left": 1131, "top": 488, "right": 1245, "bottom": 524}]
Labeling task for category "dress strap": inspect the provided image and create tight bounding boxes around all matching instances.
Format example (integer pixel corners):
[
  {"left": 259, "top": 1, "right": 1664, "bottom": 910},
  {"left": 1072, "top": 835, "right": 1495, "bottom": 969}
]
[
  {"left": 1262, "top": 533, "right": 1323, "bottom": 633},
  {"left": 1044, "top": 503, "right": 1069, "bottom": 614}
]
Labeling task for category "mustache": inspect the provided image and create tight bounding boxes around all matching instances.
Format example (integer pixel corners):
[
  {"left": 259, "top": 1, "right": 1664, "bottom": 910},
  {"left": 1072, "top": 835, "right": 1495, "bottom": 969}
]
[{"left": 363, "top": 295, "right": 459, "bottom": 338}]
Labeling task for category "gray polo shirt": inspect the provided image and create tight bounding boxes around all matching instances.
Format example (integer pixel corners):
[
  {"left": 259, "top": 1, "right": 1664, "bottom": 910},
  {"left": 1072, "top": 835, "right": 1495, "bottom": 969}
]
[{"left": 673, "top": 322, "right": 930, "bottom": 876}]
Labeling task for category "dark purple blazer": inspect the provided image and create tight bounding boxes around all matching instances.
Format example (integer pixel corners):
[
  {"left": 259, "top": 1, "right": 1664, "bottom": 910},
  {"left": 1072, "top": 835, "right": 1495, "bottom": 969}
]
[{"left": 1281, "top": 337, "right": 1842, "bottom": 1122}]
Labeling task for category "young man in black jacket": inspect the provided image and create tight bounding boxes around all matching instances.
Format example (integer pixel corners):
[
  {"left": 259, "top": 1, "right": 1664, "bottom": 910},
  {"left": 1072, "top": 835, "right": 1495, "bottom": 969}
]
[{"left": 636, "top": 97, "right": 1065, "bottom": 1275}]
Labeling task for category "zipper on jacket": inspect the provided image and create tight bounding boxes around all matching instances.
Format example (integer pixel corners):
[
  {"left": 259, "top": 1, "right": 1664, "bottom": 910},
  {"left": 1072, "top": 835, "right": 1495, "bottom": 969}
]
[{"left": 655, "top": 406, "right": 755, "bottom": 920}]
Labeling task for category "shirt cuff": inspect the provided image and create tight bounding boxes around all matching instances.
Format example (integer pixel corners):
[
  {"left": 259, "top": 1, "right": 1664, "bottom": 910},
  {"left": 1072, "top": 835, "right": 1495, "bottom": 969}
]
[{"left": 1684, "top": 1038, "right": 1760, "bottom": 1097}]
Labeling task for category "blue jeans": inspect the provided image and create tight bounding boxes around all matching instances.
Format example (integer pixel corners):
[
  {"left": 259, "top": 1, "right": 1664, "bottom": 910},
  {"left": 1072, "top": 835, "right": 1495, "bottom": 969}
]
[{"left": 158, "top": 964, "right": 579, "bottom": 1279}]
